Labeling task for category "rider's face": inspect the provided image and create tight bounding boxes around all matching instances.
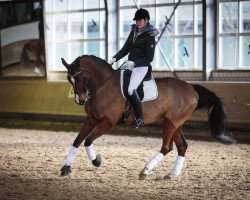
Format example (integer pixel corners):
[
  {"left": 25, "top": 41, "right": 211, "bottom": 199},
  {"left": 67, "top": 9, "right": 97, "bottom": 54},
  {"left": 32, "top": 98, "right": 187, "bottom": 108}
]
[{"left": 136, "top": 18, "right": 148, "bottom": 30}]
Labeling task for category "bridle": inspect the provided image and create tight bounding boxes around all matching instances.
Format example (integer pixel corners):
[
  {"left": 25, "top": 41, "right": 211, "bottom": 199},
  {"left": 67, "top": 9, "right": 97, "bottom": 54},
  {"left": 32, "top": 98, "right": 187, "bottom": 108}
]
[
  {"left": 67, "top": 59, "right": 127, "bottom": 102},
  {"left": 67, "top": 69, "right": 91, "bottom": 99}
]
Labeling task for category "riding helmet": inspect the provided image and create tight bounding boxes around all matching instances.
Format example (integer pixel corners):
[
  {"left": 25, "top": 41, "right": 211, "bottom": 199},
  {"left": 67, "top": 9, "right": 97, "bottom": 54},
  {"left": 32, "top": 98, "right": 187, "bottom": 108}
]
[{"left": 133, "top": 8, "right": 150, "bottom": 20}]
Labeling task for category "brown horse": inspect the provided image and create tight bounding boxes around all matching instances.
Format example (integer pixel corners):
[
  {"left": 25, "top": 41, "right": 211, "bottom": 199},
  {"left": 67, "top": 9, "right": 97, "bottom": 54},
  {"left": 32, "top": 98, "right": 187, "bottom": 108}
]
[
  {"left": 60, "top": 55, "right": 235, "bottom": 179},
  {"left": 20, "top": 39, "right": 45, "bottom": 74}
]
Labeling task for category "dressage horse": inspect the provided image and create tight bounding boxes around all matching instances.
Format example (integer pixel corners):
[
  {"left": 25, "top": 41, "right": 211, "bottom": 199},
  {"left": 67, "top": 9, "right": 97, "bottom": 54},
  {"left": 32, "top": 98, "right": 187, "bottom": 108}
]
[
  {"left": 20, "top": 39, "right": 45, "bottom": 70},
  {"left": 60, "top": 55, "right": 235, "bottom": 179}
]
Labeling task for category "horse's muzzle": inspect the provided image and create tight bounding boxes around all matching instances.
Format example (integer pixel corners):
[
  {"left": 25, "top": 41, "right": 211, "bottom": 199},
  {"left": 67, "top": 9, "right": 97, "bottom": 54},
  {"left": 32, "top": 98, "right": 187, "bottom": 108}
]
[
  {"left": 75, "top": 94, "right": 86, "bottom": 105},
  {"left": 76, "top": 99, "right": 85, "bottom": 105}
]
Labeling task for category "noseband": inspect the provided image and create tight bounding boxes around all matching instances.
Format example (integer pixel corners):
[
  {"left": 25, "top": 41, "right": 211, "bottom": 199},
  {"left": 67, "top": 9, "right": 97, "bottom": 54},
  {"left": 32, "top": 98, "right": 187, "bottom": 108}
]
[{"left": 67, "top": 70, "right": 91, "bottom": 99}]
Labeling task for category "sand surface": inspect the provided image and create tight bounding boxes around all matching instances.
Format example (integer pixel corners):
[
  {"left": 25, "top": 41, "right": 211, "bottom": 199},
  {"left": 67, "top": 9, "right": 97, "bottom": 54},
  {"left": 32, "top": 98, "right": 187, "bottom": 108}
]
[{"left": 0, "top": 128, "right": 249, "bottom": 200}]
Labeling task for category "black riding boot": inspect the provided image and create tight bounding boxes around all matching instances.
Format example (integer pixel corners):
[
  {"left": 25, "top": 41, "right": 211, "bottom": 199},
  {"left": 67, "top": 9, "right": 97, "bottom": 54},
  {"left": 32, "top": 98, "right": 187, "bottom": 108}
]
[{"left": 128, "top": 89, "right": 144, "bottom": 128}]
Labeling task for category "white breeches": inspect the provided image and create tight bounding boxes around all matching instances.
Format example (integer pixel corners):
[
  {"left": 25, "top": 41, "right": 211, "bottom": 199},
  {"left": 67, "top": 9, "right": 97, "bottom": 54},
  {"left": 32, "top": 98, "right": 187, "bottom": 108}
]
[{"left": 128, "top": 66, "right": 148, "bottom": 95}]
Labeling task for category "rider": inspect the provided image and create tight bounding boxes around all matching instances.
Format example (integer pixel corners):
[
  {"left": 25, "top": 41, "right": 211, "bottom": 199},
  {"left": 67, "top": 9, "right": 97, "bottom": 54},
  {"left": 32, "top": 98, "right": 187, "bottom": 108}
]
[{"left": 109, "top": 8, "right": 159, "bottom": 128}]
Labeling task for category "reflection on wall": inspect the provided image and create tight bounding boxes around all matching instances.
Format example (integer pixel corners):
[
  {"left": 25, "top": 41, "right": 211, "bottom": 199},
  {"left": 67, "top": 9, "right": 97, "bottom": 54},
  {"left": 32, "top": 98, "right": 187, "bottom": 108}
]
[{"left": 0, "top": 1, "right": 45, "bottom": 77}]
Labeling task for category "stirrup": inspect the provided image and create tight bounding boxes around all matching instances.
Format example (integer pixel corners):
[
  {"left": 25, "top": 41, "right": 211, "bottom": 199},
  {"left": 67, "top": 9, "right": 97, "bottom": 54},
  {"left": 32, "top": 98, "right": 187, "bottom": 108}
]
[{"left": 131, "top": 118, "right": 144, "bottom": 128}]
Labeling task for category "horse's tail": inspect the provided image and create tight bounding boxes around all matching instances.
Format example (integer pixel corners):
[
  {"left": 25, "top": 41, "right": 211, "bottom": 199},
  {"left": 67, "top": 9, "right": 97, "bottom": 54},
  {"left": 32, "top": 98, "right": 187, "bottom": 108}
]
[
  {"left": 192, "top": 84, "right": 236, "bottom": 144},
  {"left": 20, "top": 43, "right": 30, "bottom": 66}
]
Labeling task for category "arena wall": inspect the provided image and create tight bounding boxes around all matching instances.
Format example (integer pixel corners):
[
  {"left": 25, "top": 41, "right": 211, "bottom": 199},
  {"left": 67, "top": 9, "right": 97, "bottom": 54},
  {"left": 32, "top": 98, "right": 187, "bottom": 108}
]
[{"left": 0, "top": 79, "right": 249, "bottom": 130}]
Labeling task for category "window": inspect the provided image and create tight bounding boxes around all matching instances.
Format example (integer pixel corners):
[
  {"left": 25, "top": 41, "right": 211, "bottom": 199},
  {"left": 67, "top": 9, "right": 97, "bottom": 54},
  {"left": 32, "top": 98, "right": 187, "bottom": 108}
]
[
  {"left": 218, "top": 0, "right": 250, "bottom": 69},
  {"left": 118, "top": 0, "right": 203, "bottom": 71},
  {"left": 44, "top": 0, "right": 105, "bottom": 72}
]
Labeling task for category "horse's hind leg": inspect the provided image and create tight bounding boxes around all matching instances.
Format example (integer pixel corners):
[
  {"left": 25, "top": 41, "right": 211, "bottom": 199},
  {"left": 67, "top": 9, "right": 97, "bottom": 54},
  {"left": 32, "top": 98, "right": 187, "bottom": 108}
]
[
  {"left": 169, "top": 125, "right": 188, "bottom": 178},
  {"left": 61, "top": 117, "right": 94, "bottom": 176},
  {"left": 139, "top": 118, "right": 176, "bottom": 179}
]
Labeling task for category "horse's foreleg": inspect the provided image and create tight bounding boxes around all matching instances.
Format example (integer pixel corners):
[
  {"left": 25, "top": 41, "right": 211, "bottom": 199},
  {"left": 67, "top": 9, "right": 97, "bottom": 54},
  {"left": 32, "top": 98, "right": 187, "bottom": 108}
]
[
  {"left": 64, "top": 120, "right": 94, "bottom": 165},
  {"left": 139, "top": 118, "right": 176, "bottom": 179},
  {"left": 61, "top": 118, "right": 94, "bottom": 176},
  {"left": 84, "top": 117, "right": 112, "bottom": 167},
  {"left": 72, "top": 118, "right": 94, "bottom": 148},
  {"left": 171, "top": 126, "right": 188, "bottom": 178}
]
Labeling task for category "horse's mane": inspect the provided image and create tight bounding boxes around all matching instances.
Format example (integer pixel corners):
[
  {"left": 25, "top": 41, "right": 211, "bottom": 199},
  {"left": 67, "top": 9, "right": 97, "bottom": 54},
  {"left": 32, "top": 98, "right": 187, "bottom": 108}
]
[{"left": 76, "top": 55, "right": 113, "bottom": 70}]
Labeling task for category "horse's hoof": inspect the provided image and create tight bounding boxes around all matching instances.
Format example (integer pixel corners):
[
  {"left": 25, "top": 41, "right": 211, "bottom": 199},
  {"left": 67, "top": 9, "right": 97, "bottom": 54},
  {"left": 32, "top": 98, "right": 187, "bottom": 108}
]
[
  {"left": 138, "top": 172, "right": 148, "bottom": 180},
  {"left": 92, "top": 155, "right": 101, "bottom": 167},
  {"left": 60, "top": 165, "right": 71, "bottom": 176},
  {"left": 163, "top": 174, "right": 176, "bottom": 180}
]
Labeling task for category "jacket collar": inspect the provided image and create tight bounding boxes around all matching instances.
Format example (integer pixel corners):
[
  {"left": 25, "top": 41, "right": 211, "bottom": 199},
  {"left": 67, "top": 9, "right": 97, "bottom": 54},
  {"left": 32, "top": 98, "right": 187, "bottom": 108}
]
[{"left": 131, "top": 23, "right": 159, "bottom": 36}]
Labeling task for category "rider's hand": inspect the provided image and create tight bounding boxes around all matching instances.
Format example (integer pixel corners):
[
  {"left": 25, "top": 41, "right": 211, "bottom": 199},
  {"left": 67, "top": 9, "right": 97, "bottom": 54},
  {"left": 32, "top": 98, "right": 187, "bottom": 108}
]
[
  {"left": 109, "top": 58, "right": 116, "bottom": 65},
  {"left": 109, "top": 58, "right": 117, "bottom": 70},
  {"left": 122, "top": 60, "right": 135, "bottom": 70}
]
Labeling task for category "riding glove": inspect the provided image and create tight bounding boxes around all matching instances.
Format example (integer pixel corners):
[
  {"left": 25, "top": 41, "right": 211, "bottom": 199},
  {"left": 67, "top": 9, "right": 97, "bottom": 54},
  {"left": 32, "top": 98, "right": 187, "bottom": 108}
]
[
  {"left": 122, "top": 60, "right": 135, "bottom": 70},
  {"left": 109, "top": 58, "right": 116, "bottom": 65},
  {"left": 109, "top": 58, "right": 117, "bottom": 70}
]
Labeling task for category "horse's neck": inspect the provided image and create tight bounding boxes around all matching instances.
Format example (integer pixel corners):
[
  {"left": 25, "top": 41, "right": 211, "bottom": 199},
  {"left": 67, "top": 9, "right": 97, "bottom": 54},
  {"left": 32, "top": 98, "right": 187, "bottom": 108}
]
[
  {"left": 82, "top": 60, "right": 112, "bottom": 89},
  {"left": 92, "top": 67, "right": 111, "bottom": 83}
]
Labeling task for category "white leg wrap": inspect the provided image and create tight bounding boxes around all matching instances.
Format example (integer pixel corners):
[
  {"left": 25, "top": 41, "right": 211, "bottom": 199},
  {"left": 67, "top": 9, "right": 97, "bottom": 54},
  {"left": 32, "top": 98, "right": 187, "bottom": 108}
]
[
  {"left": 171, "top": 155, "right": 185, "bottom": 178},
  {"left": 143, "top": 152, "right": 164, "bottom": 175},
  {"left": 85, "top": 144, "right": 96, "bottom": 161},
  {"left": 65, "top": 146, "right": 78, "bottom": 166}
]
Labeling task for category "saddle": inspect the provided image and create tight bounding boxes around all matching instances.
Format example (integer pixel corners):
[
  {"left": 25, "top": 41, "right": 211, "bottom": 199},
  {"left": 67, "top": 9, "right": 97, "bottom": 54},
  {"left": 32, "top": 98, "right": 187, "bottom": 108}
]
[{"left": 119, "top": 69, "right": 158, "bottom": 124}]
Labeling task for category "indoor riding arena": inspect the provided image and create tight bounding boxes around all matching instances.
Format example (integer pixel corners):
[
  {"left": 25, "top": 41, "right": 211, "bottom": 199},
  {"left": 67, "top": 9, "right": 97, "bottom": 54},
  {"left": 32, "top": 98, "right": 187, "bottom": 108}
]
[{"left": 0, "top": 1, "right": 249, "bottom": 200}]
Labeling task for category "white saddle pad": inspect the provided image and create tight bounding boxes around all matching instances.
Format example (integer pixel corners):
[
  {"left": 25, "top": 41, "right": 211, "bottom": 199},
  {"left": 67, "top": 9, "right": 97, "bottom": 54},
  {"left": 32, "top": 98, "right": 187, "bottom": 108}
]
[{"left": 120, "top": 70, "right": 158, "bottom": 102}]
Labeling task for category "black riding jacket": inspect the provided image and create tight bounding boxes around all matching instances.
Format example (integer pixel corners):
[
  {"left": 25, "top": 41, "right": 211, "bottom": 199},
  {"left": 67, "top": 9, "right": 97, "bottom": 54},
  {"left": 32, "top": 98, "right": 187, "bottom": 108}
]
[{"left": 113, "top": 23, "right": 158, "bottom": 77}]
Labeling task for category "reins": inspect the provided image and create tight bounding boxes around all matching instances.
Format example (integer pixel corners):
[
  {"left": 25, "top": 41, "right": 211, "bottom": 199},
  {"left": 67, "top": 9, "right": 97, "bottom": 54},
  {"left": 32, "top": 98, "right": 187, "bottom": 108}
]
[{"left": 84, "top": 63, "right": 126, "bottom": 98}]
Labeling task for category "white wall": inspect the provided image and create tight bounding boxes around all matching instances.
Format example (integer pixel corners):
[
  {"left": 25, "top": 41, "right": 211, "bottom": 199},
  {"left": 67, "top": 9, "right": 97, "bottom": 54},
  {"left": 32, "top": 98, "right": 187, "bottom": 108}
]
[{"left": 1, "top": 21, "right": 39, "bottom": 47}]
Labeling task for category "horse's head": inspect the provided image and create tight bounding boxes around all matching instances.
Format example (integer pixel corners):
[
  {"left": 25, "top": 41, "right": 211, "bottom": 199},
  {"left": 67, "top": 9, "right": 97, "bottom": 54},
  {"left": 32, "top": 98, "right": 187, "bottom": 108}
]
[{"left": 61, "top": 57, "right": 90, "bottom": 105}]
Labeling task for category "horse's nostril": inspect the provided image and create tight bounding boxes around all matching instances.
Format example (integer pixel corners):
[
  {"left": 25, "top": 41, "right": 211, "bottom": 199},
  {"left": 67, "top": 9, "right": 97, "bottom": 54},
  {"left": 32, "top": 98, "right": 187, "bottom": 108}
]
[{"left": 75, "top": 99, "right": 85, "bottom": 105}]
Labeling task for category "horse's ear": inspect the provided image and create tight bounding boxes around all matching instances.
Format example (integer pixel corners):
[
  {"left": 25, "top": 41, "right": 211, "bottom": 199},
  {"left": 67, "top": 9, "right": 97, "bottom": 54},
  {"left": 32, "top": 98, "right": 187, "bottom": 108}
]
[{"left": 61, "top": 58, "right": 70, "bottom": 70}]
